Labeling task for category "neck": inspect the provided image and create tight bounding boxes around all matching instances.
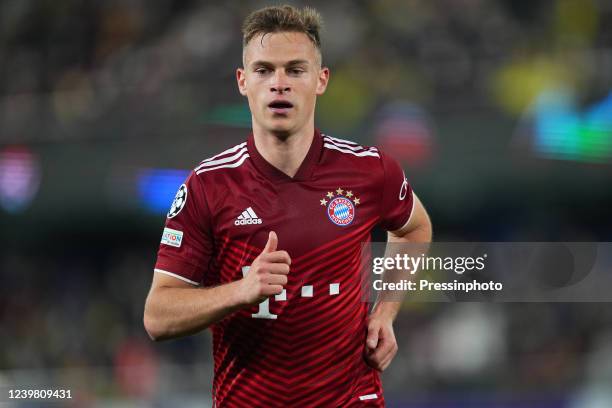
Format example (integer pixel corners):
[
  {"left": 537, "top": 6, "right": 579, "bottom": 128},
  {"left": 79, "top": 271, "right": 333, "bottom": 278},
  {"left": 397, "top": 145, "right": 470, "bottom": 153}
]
[{"left": 252, "top": 122, "right": 315, "bottom": 178}]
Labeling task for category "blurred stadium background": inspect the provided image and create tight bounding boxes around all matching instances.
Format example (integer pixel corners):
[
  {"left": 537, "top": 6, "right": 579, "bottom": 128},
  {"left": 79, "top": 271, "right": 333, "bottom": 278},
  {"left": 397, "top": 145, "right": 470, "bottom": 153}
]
[{"left": 1, "top": 0, "right": 612, "bottom": 407}]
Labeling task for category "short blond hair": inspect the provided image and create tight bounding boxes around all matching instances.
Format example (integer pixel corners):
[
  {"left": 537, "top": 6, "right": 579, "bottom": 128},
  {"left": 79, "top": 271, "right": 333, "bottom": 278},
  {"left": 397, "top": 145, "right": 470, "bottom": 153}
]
[{"left": 242, "top": 5, "right": 323, "bottom": 63}]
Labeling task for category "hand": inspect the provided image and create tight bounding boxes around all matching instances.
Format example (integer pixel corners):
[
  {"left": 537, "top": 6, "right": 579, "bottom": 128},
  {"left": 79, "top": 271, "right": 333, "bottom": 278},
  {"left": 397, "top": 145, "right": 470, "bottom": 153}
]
[
  {"left": 364, "top": 316, "right": 398, "bottom": 372},
  {"left": 238, "top": 231, "right": 291, "bottom": 305}
]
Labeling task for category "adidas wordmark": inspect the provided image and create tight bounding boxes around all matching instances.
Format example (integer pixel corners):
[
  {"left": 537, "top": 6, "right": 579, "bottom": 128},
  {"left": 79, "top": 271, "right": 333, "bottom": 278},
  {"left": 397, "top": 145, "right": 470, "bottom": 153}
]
[{"left": 235, "top": 207, "right": 263, "bottom": 226}]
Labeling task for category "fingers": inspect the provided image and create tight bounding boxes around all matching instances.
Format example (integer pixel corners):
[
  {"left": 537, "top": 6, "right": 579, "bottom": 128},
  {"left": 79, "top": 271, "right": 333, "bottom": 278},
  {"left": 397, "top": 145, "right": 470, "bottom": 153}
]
[
  {"left": 375, "top": 338, "right": 397, "bottom": 367},
  {"left": 261, "top": 284, "right": 284, "bottom": 296},
  {"left": 380, "top": 349, "right": 396, "bottom": 370},
  {"left": 264, "top": 263, "right": 290, "bottom": 275},
  {"left": 364, "top": 323, "right": 398, "bottom": 372},
  {"left": 263, "top": 231, "right": 278, "bottom": 253},
  {"left": 262, "top": 273, "right": 288, "bottom": 286},
  {"left": 260, "top": 231, "right": 291, "bottom": 265},
  {"left": 366, "top": 323, "right": 380, "bottom": 350},
  {"left": 259, "top": 250, "right": 291, "bottom": 266},
  {"left": 241, "top": 231, "right": 291, "bottom": 305},
  {"left": 365, "top": 337, "right": 397, "bottom": 371}
]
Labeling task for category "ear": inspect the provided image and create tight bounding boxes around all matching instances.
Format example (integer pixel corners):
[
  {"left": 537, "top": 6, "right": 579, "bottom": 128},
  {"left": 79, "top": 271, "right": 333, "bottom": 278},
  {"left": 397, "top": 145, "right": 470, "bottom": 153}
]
[
  {"left": 236, "top": 67, "right": 247, "bottom": 96},
  {"left": 316, "top": 66, "right": 330, "bottom": 96}
]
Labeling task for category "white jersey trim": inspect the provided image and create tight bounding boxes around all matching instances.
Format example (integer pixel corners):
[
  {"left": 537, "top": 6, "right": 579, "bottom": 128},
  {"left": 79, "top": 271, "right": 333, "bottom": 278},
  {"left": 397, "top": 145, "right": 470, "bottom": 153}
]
[
  {"left": 323, "top": 143, "right": 380, "bottom": 157},
  {"left": 324, "top": 137, "right": 378, "bottom": 153},
  {"left": 154, "top": 268, "right": 199, "bottom": 286},
  {"left": 195, "top": 147, "right": 248, "bottom": 171},
  {"left": 391, "top": 190, "right": 416, "bottom": 233},
  {"left": 322, "top": 134, "right": 380, "bottom": 158},
  {"left": 324, "top": 134, "right": 361, "bottom": 146},
  {"left": 196, "top": 153, "right": 250, "bottom": 174},
  {"left": 323, "top": 135, "right": 376, "bottom": 150},
  {"left": 199, "top": 142, "right": 247, "bottom": 164}
]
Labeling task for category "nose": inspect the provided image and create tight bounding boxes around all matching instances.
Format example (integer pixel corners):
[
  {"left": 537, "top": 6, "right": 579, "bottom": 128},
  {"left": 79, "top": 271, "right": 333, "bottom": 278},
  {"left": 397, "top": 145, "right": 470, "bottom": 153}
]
[{"left": 270, "top": 70, "right": 290, "bottom": 94}]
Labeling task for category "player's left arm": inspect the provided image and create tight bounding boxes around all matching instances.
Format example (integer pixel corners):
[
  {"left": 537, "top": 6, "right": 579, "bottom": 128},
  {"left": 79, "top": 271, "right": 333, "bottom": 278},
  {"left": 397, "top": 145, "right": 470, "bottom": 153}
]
[{"left": 365, "top": 193, "right": 432, "bottom": 371}]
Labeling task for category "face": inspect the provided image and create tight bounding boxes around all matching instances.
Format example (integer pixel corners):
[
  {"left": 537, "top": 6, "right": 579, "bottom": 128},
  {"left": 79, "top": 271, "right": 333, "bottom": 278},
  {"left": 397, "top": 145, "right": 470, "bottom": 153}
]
[{"left": 237, "top": 31, "right": 329, "bottom": 137}]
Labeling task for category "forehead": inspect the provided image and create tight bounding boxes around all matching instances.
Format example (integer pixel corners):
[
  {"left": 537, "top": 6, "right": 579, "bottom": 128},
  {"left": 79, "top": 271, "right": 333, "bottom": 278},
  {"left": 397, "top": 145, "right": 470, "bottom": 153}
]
[{"left": 244, "top": 31, "right": 318, "bottom": 65}]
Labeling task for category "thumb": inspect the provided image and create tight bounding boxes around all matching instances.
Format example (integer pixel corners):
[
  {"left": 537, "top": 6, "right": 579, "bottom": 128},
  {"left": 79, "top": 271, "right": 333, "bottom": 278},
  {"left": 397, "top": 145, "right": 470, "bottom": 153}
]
[
  {"left": 263, "top": 231, "right": 278, "bottom": 253},
  {"left": 366, "top": 323, "right": 380, "bottom": 349}
]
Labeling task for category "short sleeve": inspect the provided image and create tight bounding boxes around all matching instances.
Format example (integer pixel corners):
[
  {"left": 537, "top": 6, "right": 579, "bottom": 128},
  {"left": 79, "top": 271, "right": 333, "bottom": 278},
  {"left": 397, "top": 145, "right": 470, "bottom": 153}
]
[
  {"left": 378, "top": 151, "right": 415, "bottom": 232},
  {"left": 154, "top": 171, "right": 213, "bottom": 285}
]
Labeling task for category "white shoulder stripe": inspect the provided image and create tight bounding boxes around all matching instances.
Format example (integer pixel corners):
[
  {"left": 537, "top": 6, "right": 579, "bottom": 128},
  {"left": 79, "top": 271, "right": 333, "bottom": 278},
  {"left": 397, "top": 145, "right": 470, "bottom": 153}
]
[
  {"left": 199, "top": 142, "right": 247, "bottom": 165},
  {"left": 323, "top": 136, "right": 378, "bottom": 153},
  {"left": 323, "top": 134, "right": 361, "bottom": 146},
  {"left": 196, "top": 153, "right": 250, "bottom": 174},
  {"left": 323, "top": 143, "right": 380, "bottom": 157},
  {"left": 195, "top": 147, "right": 248, "bottom": 171}
]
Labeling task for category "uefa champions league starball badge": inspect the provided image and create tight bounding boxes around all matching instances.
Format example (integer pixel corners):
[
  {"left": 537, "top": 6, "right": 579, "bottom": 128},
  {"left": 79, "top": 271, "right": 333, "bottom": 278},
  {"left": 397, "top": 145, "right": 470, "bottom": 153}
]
[
  {"left": 319, "top": 188, "right": 360, "bottom": 226},
  {"left": 167, "top": 183, "right": 188, "bottom": 218}
]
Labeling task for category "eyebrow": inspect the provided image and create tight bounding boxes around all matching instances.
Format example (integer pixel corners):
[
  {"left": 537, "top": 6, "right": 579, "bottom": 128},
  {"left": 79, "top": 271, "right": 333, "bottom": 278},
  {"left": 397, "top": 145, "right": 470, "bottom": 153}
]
[{"left": 250, "top": 59, "right": 310, "bottom": 68}]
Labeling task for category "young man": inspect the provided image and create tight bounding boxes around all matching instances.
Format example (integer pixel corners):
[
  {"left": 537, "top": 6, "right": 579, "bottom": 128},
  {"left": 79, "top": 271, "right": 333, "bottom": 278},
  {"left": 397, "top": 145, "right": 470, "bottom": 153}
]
[{"left": 144, "top": 5, "right": 432, "bottom": 407}]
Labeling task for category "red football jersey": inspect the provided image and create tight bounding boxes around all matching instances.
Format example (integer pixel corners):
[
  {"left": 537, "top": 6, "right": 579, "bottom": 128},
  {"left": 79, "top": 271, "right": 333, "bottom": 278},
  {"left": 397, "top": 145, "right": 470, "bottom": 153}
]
[{"left": 154, "top": 130, "right": 414, "bottom": 407}]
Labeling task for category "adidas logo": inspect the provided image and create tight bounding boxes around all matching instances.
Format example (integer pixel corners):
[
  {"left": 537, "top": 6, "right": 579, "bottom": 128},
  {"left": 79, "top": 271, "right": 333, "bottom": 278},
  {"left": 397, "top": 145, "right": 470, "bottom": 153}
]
[{"left": 235, "top": 207, "right": 263, "bottom": 226}]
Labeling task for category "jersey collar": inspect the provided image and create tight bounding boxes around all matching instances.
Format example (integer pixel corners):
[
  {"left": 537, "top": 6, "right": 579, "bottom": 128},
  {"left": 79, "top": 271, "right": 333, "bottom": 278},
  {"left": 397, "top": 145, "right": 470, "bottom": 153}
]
[{"left": 247, "top": 129, "right": 323, "bottom": 183}]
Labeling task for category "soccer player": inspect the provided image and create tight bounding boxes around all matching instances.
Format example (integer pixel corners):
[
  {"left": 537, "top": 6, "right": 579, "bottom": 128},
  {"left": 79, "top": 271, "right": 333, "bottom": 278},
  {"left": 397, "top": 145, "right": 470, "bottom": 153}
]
[{"left": 144, "top": 5, "right": 432, "bottom": 407}]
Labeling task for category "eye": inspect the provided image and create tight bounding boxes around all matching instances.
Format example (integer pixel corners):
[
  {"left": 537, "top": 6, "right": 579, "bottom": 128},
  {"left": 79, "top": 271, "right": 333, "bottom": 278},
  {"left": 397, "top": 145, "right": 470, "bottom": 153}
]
[
  {"left": 255, "top": 68, "right": 270, "bottom": 75},
  {"left": 288, "top": 68, "right": 304, "bottom": 75}
]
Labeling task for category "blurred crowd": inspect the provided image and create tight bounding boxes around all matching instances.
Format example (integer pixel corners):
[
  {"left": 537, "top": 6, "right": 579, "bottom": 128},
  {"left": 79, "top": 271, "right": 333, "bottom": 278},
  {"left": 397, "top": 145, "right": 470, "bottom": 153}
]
[
  {"left": 1, "top": 0, "right": 611, "bottom": 141},
  {"left": 1, "top": 0, "right": 612, "bottom": 406}
]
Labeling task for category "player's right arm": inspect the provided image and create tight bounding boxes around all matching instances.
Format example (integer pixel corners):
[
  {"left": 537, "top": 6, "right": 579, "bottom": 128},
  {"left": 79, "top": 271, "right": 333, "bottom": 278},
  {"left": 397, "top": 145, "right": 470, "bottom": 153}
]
[
  {"left": 143, "top": 172, "right": 290, "bottom": 341},
  {"left": 144, "top": 231, "right": 290, "bottom": 341}
]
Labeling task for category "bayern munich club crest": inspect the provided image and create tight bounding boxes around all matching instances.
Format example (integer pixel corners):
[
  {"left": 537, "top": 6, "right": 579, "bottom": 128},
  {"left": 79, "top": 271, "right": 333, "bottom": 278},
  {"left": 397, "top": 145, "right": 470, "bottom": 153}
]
[{"left": 320, "top": 188, "right": 360, "bottom": 227}]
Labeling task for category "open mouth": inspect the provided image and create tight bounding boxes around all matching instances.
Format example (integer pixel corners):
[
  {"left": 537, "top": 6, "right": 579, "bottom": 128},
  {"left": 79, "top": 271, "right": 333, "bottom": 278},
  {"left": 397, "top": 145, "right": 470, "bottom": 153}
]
[{"left": 268, "top": 101, "right": 294, "bottom": 114}]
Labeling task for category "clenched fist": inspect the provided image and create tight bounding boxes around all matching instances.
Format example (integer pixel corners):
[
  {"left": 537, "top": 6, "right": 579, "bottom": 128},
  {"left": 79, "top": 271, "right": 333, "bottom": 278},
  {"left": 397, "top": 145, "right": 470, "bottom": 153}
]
[
  {"left": 364, "top": 315, "right": 398, "bottom": 372},
  {"left": 237, "top": 231, "right": 291, "bottom": 305}
]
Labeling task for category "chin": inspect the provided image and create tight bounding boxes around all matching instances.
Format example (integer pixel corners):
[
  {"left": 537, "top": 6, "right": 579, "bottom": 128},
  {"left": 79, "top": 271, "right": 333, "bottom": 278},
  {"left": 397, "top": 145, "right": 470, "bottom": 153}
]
[
  {"left": 267, "top": 121, "right": 294, "bottom": 139},
  {"left": 270, "top": 128, "right": 291, "bottom": 140}
]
